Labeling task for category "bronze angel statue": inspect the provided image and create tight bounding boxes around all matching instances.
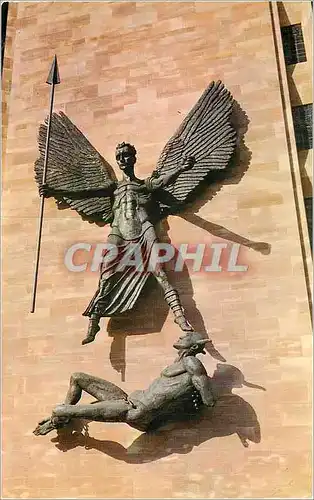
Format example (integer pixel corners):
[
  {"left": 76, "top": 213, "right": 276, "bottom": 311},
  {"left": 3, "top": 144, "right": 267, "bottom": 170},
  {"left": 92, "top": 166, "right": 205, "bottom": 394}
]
[{"left": 35, "top": 81, "right": 237, "bottom": 345}]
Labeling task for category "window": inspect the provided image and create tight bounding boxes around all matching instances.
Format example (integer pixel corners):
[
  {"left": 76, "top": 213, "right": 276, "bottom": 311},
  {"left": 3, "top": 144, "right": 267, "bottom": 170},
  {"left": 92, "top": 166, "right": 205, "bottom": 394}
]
[
  {"left": 292, "top": 104, "right": 313, "bottom": 150},
  {"left": 281, "top": 23, "right": 307, "bottom": 65},
  {"left": 304, "top": 198, "right": 312, "bottom": 251},
  {"left": 1, "top": 2, "right": 8, "bottom": 73}
]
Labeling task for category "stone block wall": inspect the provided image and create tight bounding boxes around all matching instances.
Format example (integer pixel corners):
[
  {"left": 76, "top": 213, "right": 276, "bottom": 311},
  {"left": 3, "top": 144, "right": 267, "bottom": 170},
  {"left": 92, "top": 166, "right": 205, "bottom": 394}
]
[{"left": 2, "top": 2, "right": 312, "bottom": 498}]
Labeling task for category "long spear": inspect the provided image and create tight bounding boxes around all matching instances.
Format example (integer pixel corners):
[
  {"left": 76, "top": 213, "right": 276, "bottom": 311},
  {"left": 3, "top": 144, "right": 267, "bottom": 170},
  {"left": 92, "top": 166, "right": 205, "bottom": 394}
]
[{"left": 30, "top": 55, "right": 60, "bottom": 313}]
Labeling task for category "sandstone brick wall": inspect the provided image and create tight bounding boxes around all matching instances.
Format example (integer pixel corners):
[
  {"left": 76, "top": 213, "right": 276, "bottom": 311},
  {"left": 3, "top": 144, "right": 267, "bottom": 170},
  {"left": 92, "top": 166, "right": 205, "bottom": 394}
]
[
  {"left": 2, "top": 2, "right": 312, "bottom": 498},
  {"left": 2, "top": 3, "right": 18, "bottom": 159}
]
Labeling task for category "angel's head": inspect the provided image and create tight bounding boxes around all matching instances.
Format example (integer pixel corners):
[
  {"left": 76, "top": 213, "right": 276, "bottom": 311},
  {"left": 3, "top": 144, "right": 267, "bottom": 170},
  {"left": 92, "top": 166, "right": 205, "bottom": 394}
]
[{"left": 115, "top": 142, "right": 137, "bottom": 171}]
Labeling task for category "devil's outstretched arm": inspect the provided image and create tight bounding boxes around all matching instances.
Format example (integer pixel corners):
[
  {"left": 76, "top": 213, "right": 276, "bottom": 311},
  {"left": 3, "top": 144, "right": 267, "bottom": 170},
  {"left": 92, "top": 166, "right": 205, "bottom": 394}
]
[{"left": 183, "top": 356, "right": 215, "bottom": 407}]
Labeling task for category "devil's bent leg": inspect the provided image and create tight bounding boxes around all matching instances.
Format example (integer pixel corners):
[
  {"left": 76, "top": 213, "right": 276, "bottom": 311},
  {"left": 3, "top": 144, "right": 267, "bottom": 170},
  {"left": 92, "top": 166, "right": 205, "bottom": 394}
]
[
  {"left": 64, "top": 372, "right": 128, "bottom": 404},
  {"left": 53, "top": 400, "right": 130, "bottom": 422},
  {"left": 34, "top": 398, "right": 130, "bottom": 436}
]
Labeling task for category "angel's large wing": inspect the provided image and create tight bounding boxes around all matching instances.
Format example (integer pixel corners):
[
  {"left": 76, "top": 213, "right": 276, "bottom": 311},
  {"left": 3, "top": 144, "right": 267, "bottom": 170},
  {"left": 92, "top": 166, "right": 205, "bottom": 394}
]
[
  {"left": 34, "top": 112, "right": 117, "bottom": 224},
  {"left": 154, "top": 81, "right": 236, "bottom": 214}
]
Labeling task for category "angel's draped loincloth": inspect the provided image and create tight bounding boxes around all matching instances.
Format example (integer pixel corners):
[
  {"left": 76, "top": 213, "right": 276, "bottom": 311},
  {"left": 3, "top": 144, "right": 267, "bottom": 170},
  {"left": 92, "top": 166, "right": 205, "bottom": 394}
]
[{"left": 83, "top": 220, "right": 157, "bottom": 317}]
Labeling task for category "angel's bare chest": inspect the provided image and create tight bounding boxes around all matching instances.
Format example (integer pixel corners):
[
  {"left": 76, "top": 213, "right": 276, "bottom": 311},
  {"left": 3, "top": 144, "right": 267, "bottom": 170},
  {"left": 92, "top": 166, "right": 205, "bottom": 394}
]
[
  {"left": 113, "top": 180, "right": 150, "bottom": 208},
  {"left": 110, "top": 180, "right": 153, "bottom": 238}
]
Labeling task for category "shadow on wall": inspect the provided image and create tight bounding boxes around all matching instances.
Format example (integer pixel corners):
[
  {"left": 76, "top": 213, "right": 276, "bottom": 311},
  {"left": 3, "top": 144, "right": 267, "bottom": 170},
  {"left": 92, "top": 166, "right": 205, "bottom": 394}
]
[
  {"left": 106, "top": 100, "right": 271, "bottom": 380},
  {"left": 50, "top": 364, "right": 265, "bottom": 462},
  {"left": 285, "top": 65, "right": 304, "bottom": 107},
  {"left": 298, "top": 149, "right": 312, "bottom": 196}
]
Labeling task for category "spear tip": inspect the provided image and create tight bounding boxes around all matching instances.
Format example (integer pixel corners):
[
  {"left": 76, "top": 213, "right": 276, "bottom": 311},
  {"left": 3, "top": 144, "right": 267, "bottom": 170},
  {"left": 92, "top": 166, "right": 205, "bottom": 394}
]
[{"left": 46, "top": 54, "right": 60, "bottom": 85}]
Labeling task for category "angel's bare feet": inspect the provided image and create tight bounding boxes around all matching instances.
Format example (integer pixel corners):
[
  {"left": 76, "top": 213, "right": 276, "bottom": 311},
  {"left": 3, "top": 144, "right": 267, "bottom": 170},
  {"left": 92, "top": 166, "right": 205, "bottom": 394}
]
[
  {"left": 82, "top": 319, "right": 100, "bottom": 345},
  {"left": 174, "top": 315, "right": 194, "bottom": 332}
]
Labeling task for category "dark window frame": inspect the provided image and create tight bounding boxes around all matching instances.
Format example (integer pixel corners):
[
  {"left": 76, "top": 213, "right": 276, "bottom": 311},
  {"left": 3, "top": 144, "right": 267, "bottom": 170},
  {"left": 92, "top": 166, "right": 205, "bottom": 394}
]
[
  {"left": 304, "top": 197, "right": 313, "bottom": 251},
  {"left": 1, "top": 2, "right": 9, "bottom": 73},
  {"left": 281, "top": 23, "right": 307, "bottom": 65},
  {"left": 292, "top": 104, "right": 313, "bottom": 151}
]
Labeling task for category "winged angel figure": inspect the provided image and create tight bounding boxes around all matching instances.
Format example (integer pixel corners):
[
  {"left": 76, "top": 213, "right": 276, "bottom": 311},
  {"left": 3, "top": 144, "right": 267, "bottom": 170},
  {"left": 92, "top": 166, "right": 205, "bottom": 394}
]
[{"left": 35, "top": 81, "right": 236, "bottom": 345}]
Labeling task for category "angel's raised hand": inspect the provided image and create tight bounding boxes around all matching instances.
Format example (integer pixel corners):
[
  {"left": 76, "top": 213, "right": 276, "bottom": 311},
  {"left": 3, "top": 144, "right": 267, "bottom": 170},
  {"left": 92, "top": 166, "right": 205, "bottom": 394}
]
[
  {"left": 39, "top": 183, "right": 52, "bottom": 198},
  {"left": 180, "top": 155, "right": 196, "bottom": 172}
]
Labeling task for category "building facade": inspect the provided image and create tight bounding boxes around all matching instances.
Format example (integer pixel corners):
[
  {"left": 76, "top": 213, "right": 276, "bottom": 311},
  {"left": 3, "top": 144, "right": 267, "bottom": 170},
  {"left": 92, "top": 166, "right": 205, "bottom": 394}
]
[
  {"left": 2, "top": 2, "right": 312, "bottom": 498},
  {"left": 278, "top": 1, "right": 313, "bottom": 246}
]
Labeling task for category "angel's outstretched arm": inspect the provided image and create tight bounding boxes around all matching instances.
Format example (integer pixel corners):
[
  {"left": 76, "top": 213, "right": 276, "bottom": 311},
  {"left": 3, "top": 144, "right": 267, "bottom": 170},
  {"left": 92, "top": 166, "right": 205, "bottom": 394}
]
[
  {"left": 39, "top": 181, "right": 116, "bottom": 199},
  {"left": 145, "top": 157, "right": 195, "bottom": 192}
]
